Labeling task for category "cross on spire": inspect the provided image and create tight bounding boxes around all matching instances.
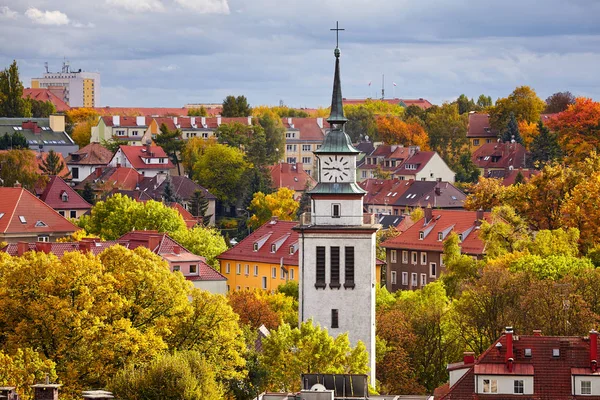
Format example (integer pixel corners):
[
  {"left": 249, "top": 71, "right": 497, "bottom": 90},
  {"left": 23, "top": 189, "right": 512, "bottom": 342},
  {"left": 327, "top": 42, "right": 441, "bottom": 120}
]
[{"left": 330, "top": 21, "right": 344, "bottom": 49}]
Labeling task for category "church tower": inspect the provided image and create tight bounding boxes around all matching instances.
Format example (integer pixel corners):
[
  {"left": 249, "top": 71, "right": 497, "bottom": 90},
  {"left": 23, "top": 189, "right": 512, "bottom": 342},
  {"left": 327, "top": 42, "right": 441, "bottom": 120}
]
[{"left": 295, "top": 27, "right": 378, "bottom": 384}]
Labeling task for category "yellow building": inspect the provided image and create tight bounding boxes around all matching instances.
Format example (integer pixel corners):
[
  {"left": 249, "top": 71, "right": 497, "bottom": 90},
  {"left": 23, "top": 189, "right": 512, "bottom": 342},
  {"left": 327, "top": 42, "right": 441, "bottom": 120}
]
[{"left": 467, "top": 113, "right": 499, "bottom": 152}]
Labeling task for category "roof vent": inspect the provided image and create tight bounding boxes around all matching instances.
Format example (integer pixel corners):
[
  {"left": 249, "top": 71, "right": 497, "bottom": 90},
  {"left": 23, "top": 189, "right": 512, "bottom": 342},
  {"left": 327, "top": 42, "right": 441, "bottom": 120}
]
[
  {"left": 524, "top": 348, "right": 532, "bottom": 357},
  {"left": 552, "top": 348, "right": 560, "bottom": 357}
]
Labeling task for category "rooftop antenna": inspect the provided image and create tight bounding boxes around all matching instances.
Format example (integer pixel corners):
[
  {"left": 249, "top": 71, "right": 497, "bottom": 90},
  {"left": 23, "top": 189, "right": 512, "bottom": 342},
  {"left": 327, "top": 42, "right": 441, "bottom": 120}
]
[
  {"left": 44, "top": 62, "right": 49, "bottom": 73},
  {"left": 381, "top": 74, "right": 385, "bottom": 100}
]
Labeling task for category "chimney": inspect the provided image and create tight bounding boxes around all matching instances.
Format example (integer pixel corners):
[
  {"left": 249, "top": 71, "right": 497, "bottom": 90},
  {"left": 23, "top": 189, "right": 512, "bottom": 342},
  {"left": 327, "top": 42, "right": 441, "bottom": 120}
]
[
  {"left": 35, "top": 242, "right": 52, "bottom": 254},
  {"left": 155, "top": 172, "right": 167, "bottom": 186},
  {"left": 17, "top": 241, "right": 29, "bottom": 256},
  {"left": 112, "top": 115, "right": 120, "bottom": 126},
  {"left": 31, "top": 376, "right": 61, "bottom": 400},
  {"left": 95, "top": 167, "right": 103, "bottom": 178},
  {"left": 173, "top": 117, "right": 178, "bottom": 126},
  {"left": 49, "top": 114, "right": 65, "bottom": 132},
  {"left": 217, "top": 117, "right": 222, "bottom": 126},
  {"left": 248, "top": 116, "right": 253, "bottom": 125},
  {"left": 476, "top": 209, "right": 484, "bottom": 225},
  {"left": 190, "top": 117, "right": 196, "bottom": 127},
  {"left": 533, "top": 329, "right": 542, "bottom": 336},
  {"left": 201, "top": 116, "right": 206, "bottom": 127},
  {"left": 271, "top": 216, "right": 279, "bottom": 223},
  {"left": 591, "top": 330, "right": 598, "bottom": 373},
  {"left": 0, "top": 387, "right": 16, "bottom": 400},
  {"left": 424, "top": 206, "right": 433, "bottom": 223},
  {"left": 116, "top": 163, "right": 121, "bottom": 168},
  {"left": 173, "top": 245, "right": 181, "bottom": 254},
  {"left": 408, "top": 145, "right": 420, "bottom": 156},
  {"left": 316, "top": 117, "right": 323, "bottom": 129},
  {"left": 148, "top": 235, "right": 161, "bottom": 252},
  {"left": 136, "top": 116, "right": 145, "bottom": 126},
  {"left": 463, "top": 351, "right": 475, "bottom": 364},
  {"left": 145, "top": 140, "right": 151, "bottom": 154},
  {"left": 505, "top": 327, "right": 514, "bottom": 372},
  {"left": 434, "top": 186, "right": 441, "bottom": 196},
  {"left": 79, "top": 240, "right": 91, "bottom": 253},
  {"left": 287, "top": 117, "right": 292, "bottom": 125},
  {"left": 13, "top": 181, "right": 22, "bottom": 188},
  {"left": 22, "top": 120, "right": 41, "bottom": 134}
]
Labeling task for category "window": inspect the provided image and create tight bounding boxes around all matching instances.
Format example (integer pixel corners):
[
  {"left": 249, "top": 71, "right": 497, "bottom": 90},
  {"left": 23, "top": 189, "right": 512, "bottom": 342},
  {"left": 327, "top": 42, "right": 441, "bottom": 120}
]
[
  {"left": 245, "top": 264, "right": 249, "bottom": 275},
  {"left": 411, "top": 273, "right": 417, "bottom": 287},
  {"left": 402, "top": 250, "right": 408, "bottom": 263},
  {"left": 391, "top": 271, "right": 397, "bottom": 284},
  {"left": 411, "top": 252, "right": 417, "bottom": 265},
  {"left": 419, "top": 231, "right": 424, "bottom": 240},
  {"left": 302, "top": 157, "right": 311, "bottom": 164},
  {"left": 236, "top": 263, "right": 241, "bottom": 275},
  {"left": 331, "top": 309, "right": 339, "bottom": 329},
  {"left": 254, "top": 265, "right": 259, "bottom": 276},
  {"left": 290, "top": 268, "right": 294, "bottom": 280},
  {"left": 553, "top": 348, "right": 560, "bottom": 357},
  {"left": 473, "top": 139, "right": 480, "bottom": 146},
  {"left": 581, "top": 380, "right": 592, "bottom": 395},
  {"left": 70, "top": 210, "right": 76, "bottom": 219},
  {"left": 281, "top": 268, "right": 286, "bottom": 279},
  {"left": 59, "top": 210, "right": 65, "bottom": 217},
  {"left": 253, "top": 243, "right": 258, "bottom": 251},
  {"left": 332, "top": 204, "right": 340, "bottom": 218},
  {"left": 421, "top": 252, "right": 427, "bottom": 265},
  {"left": 286, "top": 144, "right": 296, "bottom": 151},
  {"left": 316, "top": 246, "right": 326, "bottom": 288},
  {"left": 302, "top": 145, "right": 311, "bottom": 151},
  {"left": 226, "top": 263, "right": 230, "bottom": 274},
  {"left": 131, "top": 130, "right": 139, "bottom": 136},
  {"left": 438, "top": 232, "right": 443, "bottom": 241},
  {"left": 272, "top": 267, "right": 277, "bottom": 278},
  {"left": 19, "top": 216, "right": 26, "bottom": 224},
  {"left": 173, "top": 265, "right": 180, "bottom": 272},
  {"left": 483, "top": 379, "right": 498, "bottom": 393},
  {"left": 390, "top": 250, "right": 397, "bottom": 263},
  {"left": 330, "top": 246, "right": 340, "bottom": 287},
  {"left": 287, "top": 157, "right": 297, "bottom": 164},
  {"left": 271, "top": 244, "right": 276, "bottom": 253},
  {"left": 37, "top": 235, "right": 49, "bottom": 242},
  {"left": 116, "top": 130, "right": 126, "bottom": 136},
  {"left": 262, "top": 276, "right": 267, "bottom": 289},
  {"left": 402, "top": 272, "right": 408, "bottom": 285},
  {"left": 421, "top": 273, "right": 427, "bottom": 286},
  {"left": 344, "top": 247, "right": 355, "bottom": 288},
  {"left": 71, "top": 167, "right": 79, "bottom": 179},
  {"left": 361, "top": 170, "right": 367, "bottom": 178},
  {"left": 514, "top": 380, "right": 524, "bottom": 394},
  {"left": 430, "top": 262, "right": 437, "bottom": 278},
  {"left": 286, "top": 132, "right": 295, "bottom": 138}
]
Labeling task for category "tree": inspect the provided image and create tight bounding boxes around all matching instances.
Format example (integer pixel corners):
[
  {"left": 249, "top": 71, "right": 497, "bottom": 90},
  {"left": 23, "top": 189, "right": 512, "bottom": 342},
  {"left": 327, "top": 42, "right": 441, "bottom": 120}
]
[
  {"left": 0, "top": 149, "right": 43, "bottom": 190},
  {"left": 440, "top": 232, "right": 479, "bottom": 298},
  {"left": 71, "top": 119, "right": 95, "bottom": 148},
  {"left": 192, "top": 144, "right": 251, "bottom": 205},
  {"left": 500, "top": 112, "right": 523, "bottom": 144},
  {"left": 65, "top": 107, "right": 99, "bottom": 138},
  {"left": 215, "top": 122, "right": 253, "bottom": 149},
  {"left": 100, "top": 138, "right": 128, "bottom": 153},
  {"left": 162, "top": 177, "right": 181, "bottom": 204},
  {"left": 170, "top": 226, "right": 227, "bottom": 269},
  {"left": 561, "top": 172, "right": 600, "bottom": 251},
  {"left": 110, "top": 351, "right": 223, "bottom": 400},
  {"left": 456, "top": 94, "right": 479, "bottom": 114},
  {"left": 155, "top": 123, "right": 185, "bottom": 175},
  {"left": 256, "top": 112, "right": 286, "bottom": 165},
  {"left": 476, "top": 94, "right": 493, "bottom": 108},
  {"left": 489, "top": 86, "right": 546, "bottom": 131},
  {"left": 222, "top": 95, "right": 252, "bottom": 117},
  {"left": 28, "top": 99, "right": 56, "bottom": 118},
  {"left": 376, "top": 116, "right": 429, "bottom": 149},
  {"left": 454, "top": 152, "right": 480, "bottom": 183},
  {"left": 260, "top": 321, "right": 369, "bottom": 392},
  {"left": 464, "top": 177, "right": 507, "bottom": 211},
  {"left": 187, "top": 106, "right": 208, "bottom": 116},
  {"left": 247, "top": 188, "right": 299, "bottom": 229},
  {"left": 513, "top": 170, "right": 524, "bottom": 185},
  {"left": 424, "top": 103, "right": 469, "bottom": 167},
  {"left": 189, "top": 189, "right": 212, "bottom": 225},
  {"left": 0, "top": 60, "right": 30, "bottom": 117},
  {"left": 39, "top": 149, "right": 70, "bottom": 177},
  {"left": 344, "top": 106, "right": 378, "bottom": 142},
  {"left": 545, "top": 91, "right": 575, "bottom": 113},
  {"left": 479, "top": 205, "right": 531, "bottom": 258},
  {"left": 80, "top": 182, "right": 96, "bottom": 205},
  {"left": 529, "top": 121, "right": 562, "bottom": 167},
  {"left": 181, "top": 137, "right": 218, "bottom": 176},
  {"left": 0, "top": 348, "right": 57, "bottom": 400},
  {"left": 296, "top": 183, "right": 312, "bottom": 218},
  {"left": 277, "top": 281, "right": 299, "bottom": 301},
  {"left": 0, "top": 132, "right": 29, "bottom": 150},
  {"left": 78, "top": 194, "right": 187, "bottom": 239},
  {"left": 228, "top": 289, "right": 296, "bottom": 330}
]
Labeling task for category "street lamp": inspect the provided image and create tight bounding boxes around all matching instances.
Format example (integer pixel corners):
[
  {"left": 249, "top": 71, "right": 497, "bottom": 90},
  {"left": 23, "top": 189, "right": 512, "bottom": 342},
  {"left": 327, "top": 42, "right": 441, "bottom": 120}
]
[{"left": 237, "top": 208, "right": 251, "bottom": 236}]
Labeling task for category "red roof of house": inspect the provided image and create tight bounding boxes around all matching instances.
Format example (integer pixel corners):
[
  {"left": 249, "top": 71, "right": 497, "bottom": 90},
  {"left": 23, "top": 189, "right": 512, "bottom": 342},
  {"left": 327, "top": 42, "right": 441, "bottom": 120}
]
[
  {"left": 39, "top": 176, "right": 92, "bottom": 210},
  {"left": 442, "top": 332, "right": 600, "bottom": 399},
  {"left": 94, "top": 107, "right": 194, "bottom": 117},
  {"left": 2, "top": 240, "right": 118, "bottom": 257},
  {"left": 467, "top": 113, "right": 498, "bottom": 138},
  {"left": 359, "top": 178, "right": 413, "bottom": 207},
  {"left": 218, "top": 218, "right": 299, "bottom": 266},
  {"left": 394, "top": 151, "right": 436, "bottom": 174},
  {"left": 154, "top": 117, "right": 178, "bottom": 132},
  {"left": 342, "top": 98, "right": 434, "bottom": 110},
  {"left": 381, "top": 209, "right": 490, "bottom": 255},
  {"left": 283, "top": 118, "right": 326, "bottom": 141},
  {"left": 170, "top": 202, "right": 198, "bottom": 229},
  {"left": 0, "top": 187, "right": 78, "bottom": 235},
  {"left": 100, "top": 116, "right": 153, "bottom": 127},
  {"left": 270, "top": 163, "right": 316, "bottom": 192},
  {"left": 74, "top": 167, "right": 142, "bottom": 192},
  {"left": 23, "top": 88, "right": 70, "bottom": 112},
  {"left": 472, "top": 142, "right": 527, "bottom": 170},
  {"left": 502, "top": 169, "right": 540, "bottom": 186},
  {"left": 118, "top": 145, "right": 174, "bottom": 170},
  {"left": 65, "top": 143, "right": 113, "bottom": 165}
]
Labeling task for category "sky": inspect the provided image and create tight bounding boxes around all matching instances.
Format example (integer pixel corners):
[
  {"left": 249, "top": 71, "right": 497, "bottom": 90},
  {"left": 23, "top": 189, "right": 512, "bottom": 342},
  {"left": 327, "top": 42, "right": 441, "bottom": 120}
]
[{"left": 1, "top": 0, "right": 599, "bottom": 108}]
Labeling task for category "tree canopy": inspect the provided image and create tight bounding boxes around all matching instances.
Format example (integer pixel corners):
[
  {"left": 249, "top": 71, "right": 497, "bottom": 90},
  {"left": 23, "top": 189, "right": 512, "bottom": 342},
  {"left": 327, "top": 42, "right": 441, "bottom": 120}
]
[{"left": 222, "top": 95, "right": 252, "bottom": 117}]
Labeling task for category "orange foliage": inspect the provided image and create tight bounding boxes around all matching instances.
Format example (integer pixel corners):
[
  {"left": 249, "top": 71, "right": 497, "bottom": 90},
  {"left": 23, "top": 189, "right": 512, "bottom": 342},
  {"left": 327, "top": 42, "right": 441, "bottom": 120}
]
[
  {"left": 227, "top": 290, "right": 280, "bottom": 330},
  {"left": 376, "top": 116, "right": 430, "bottom": 149},
  {"left": 518, "top": 120, "right": 538, "bottom": 149},
  {"left": 547, "top": 98, "right": 600, "bottom": 160}
]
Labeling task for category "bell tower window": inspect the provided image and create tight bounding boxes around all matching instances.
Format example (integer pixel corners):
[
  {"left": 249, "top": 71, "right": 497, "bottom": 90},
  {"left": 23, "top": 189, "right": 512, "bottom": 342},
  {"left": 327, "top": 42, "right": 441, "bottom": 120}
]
[
  {"left": 344, "top": 246, "right": 355, "bottom": 289},
  {"left": 316, "top": 246, "right": 326, "bottom": 288},
  {"left": 332, "top": 203, "right": 341, "bottom": 218}
]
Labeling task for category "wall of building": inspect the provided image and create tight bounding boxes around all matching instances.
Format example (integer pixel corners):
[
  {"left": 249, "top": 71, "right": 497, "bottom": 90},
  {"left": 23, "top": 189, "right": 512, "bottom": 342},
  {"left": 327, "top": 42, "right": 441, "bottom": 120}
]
[
  {"left": 385, "top": 248, "right": 445, "bottom": 292},
  {"left": 191, "top": 280, "right": 227, "bottom": 295},
  {"left": 475, "top": 375, "right": 533, "bottom": 395},
  {"left": 56, "top": 209, "right": 88, "bottom": 219},
  {"left": 219, "top": 259, "right": 298, "bottom": 291},
  {"left": 311, "top": 199, "right": 364, "bottom": 226},
  {"left": 573, "top": 376, "right": 600, "bottom": 395}
]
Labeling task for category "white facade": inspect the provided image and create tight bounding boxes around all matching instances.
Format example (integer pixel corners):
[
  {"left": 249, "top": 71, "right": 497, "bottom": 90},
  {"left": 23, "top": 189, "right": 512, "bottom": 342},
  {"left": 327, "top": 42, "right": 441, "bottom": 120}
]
[
  {"left": 68, "top": 165, "right": 95, "bottom": 183},
  {"left": 475, "top": 375, "right": 533, "bottom": 395},
  {"left": 573, "top": 376, "right": 600, "bottom": 396},
  {"left": 396, "top": 153, "right": 456, "bottom": 183},
  {"left": 109, "top": 148, "right": 170, "bottom": 178},
  {"left": 449, "top": 368, "right": 469, "bottom": 387},
  {"left": 32, "top": 70, "right": 100, "bottom": 107}
]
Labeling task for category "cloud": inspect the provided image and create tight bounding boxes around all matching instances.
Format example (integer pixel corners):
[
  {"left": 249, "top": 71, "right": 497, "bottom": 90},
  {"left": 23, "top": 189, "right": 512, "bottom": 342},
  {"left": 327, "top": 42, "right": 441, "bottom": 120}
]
[
  {"left": 73, "top": 21, "right": 96, "bottom": 28},
  {"left": 25, "top": 8, "right": 70, "bottom": 25},
  {"left": 105, "top": 0, "right": 165, "bottom": 12},
  {"left": 0, "top": 6, "right": 17, "bottom": 19},
  {"left": 158, "top": 64, "right": 179, "bottom": 71},
  {"left": 173, "top": 0, "right": 229, "bottom": 14}
]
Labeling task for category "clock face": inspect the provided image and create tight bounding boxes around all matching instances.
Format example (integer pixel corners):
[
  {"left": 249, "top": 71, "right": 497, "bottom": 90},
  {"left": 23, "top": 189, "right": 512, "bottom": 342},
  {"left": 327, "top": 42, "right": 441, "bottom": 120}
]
[{"left": 322, "top": 155, "right": 351, "bottom": 182}]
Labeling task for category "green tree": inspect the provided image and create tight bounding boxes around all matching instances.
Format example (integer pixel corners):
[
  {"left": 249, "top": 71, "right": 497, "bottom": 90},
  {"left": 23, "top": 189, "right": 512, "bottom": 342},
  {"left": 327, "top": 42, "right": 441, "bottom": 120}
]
[
  {"left": 155, "top": 123, "right": 185, "bottom": 175},
  {"left": 0, "top": 132, "right": 29, "bottom": 150},
  {"left": 80, "top": 182, "right": 96, "bottom": 205},
  {"left": 0, "top": 60, "right": 30, "bottom": 117},
  {"left": 256, "top": 112, "right": 285, "bottom": 165},
  {"left": 110, "top": 351, "right": 223, "bottom": 400},
  {"left": 260, "top": 320, "right": 369, "bottom": 392},
  {"left": 440, "top": 232, "right": 479, "bottom": 298},
  {"left": 222, "top": 95, "right": 252, "bottom": 117},
  {"left": 170, "top": 226, "right": 227, "bottom": 269},
  {"left": 187, "top": 106, "right": 208, "bottom": 116},
  {"left": 215, "top": 122, "right": 253, "bottom": 149},
  {"left": 277, "top": 280, "right": 299, "bottom": 302},
  {"left": 479, "top": 205, "right": 531, "bottom": 258},
  {"left": 162, "top": 177, "right": 181, "bottom": 204},
  {"left": 456, "top": 94, "right": 479, "bottom": 114},
  {"left": 40, "top": 149, "right": 70, "bottom": 177},
  {"left": 529, "top": 121, "right": 562, "bottom": 167},
  {"left": 454, "top": 152, "right": 480, "bottom": 183},
  {"left": 28, "top": 99, "right": 56, "bottom": 118},
  {"left": 500, "top": 112, "right": 523, "bottom": 144},
  {"left": 476, "top": 94, "right": 493, "bottom": 108},
  {"left": 489, "top": 86, "right": 546, "bottom": 131},
  {"left": 100, "top": 138, "right": 128, "bottom": 153},
  {"left": 424, "top": 102, "right": 469, "bottom": 167},
  {"left": 189, "top": 189, "right": 212, "bottom": 225},
  {"left": 344, "top": 106, "right": 378, "bottom": 142},
  {"left": 192, "top": 144, "right": 251, "bottom": 205}
]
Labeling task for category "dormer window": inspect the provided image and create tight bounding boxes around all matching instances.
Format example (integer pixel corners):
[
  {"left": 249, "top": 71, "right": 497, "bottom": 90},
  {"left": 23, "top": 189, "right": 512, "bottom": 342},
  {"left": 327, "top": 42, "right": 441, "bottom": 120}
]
[
  {"left": 35, "top": 221, "right": 48, "bottom": 227},
  {"left": 61, "top": 192, "right": 69, "bottom": 202},
  {"left": 289, "top": 246, "right": 294, "bottom": 255},
  {"left": 419, "top": 231, "right": 424, "bottom": 240},
  {"left": 271, "top": 244, "right": 276, "bottom": 253},
  {"left": 438, "top": 232, "right": 443, "bottom": 241},
  {"left": 253, "top": 243, "right": 258, "bottom": 251},
  {"left": 458, "top": 234, "right": 463, "bottom": 242}
]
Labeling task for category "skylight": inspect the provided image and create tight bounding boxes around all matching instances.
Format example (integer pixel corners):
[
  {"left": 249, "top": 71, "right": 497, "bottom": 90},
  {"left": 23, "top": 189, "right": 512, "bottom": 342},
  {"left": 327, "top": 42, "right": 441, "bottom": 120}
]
[
  {"left": 19, "top": 216, "right": 26, "bottom": 224},
  {"left": 0, "top": 212, "right": 4, "bottom": 219}
]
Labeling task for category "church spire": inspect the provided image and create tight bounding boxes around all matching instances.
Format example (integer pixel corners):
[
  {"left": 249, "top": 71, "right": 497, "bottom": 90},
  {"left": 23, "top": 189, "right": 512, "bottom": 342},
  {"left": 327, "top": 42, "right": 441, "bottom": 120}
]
[{"left": 327, "top": 21, "right": 347, "bottom": 125}]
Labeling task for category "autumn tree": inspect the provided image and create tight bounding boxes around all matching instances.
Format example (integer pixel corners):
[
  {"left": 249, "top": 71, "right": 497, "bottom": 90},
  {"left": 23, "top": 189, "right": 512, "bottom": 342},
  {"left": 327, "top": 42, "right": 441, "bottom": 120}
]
[
  {"left": 0, "top": 348, "right": 57, "bottom": 400},
  {"left": 545, "top": 91, "right": 575, "bottom": 113},
  {"left": 187, "top": 106, "right": 208, "bottom": 116},
  {"left": 181, "top": 136, "right": 218, "bottom": 175},
  {"left": 222, "top": 95, "right": 252, "bottom": 117},
  {"left": 463, "top": 177, "right": 507, "bottom": 211},
  {"left": 479, "top": 205, "right": 531, "bottom": 258},
  {"left": 489, "top": 86, "right": 546, "bottom": 131},
  {"left": 247, "top": 187, "right": 299, "bottom": 229},
  {"left": 440, "top": 232, "right": 479, "bottom": 298},
  {"left": 0, "top": 60, "right": 30, "bottom": 117},
  {"left": 0, "top": 149, "right": 43, "bottom": 190},
  {"left": 39, "top": 149, "right": 69, "bottom": 177},
  {"left": 423, "top": 102, "right": 469, "bottom": 167},
  {"left": 170, "top": 226, "right": 227, "bottom": 269},
  {"left": 561, "top": 172, "right": 600, "bottom": 251},
  {"left": 260, "top": 321, "right": 369, "bottom": 392},
  {"left": 376, "top": 116, "right": 429, "bottom": 149},
  {"left": 529, "top": 121, "right": 562, "bottom": 167},
  {"left": 228, "top": 289, "right": 297, "bottom": 330}
]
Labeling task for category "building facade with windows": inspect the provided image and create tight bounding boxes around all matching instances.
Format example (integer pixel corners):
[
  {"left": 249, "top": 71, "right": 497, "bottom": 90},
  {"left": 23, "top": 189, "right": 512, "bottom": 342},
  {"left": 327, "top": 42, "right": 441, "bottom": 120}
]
[
  {"left": 108, "top": 143, "right": 174, "bottom": 178},
  {"left": 382, "top": 208, "right": 489, "bottom": 292},
  {"left": 38, "top": 176, "right": 91, "bottom": 219},
  {"left": 282, "top": 117, "right": 327, "bottom": 178},
  {"left": 65, "top": 142, "right": 113, "bottom": 183},
  {"left": 31, "top": 65, "right": 100, "bottom": 107},
  {"left": 91, "top": 116, "right": 153, "bottom": 146}
]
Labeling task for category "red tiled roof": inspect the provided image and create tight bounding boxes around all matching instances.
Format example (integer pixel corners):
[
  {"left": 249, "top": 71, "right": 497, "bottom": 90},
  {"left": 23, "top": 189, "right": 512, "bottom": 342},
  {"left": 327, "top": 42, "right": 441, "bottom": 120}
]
[
  {"left": 467, "top": 113, "right": 498, "bottom": 138},
  {"left": 381, "top": 209, "right": 489, "bottom": 255},
  {"left": 65, "top": 143, "right": 113, "bottom": 165},
  {"left": 39, "top": 176, "right": 92, "bottom": 210},
  {"left": 284, "top": 118, "right": 326, "bottom": 141},
  {"left": 0, "top": 188, "right": 78, "bottom": 235},
  {"left": 218, "top": 219, "right": 299, "bottom": 266},
  {"left": 170, "top": 202, "right": 198, "bottom": 229},
  {"left": 502, "top": 169, "right": 539, "bottom": 186},
  {"left": 342, "top": 98, "right": 434, "bottom": 110},
  {"left": 94, "top": 107, "right": 193, "bottom": 117},
  {"left": 118, "top": 145, "right": 174, "bottom": 170},
  {"left": 23, "top": 88, "right": 70, "bottom": 112},
  {"left": 270, "top": 163, "right": 316, "bottom": 192},
  {"left": 74, "top": 167, "right": 142, "bottom": 192},
  {"left": 472, "top": 142, "right": 527, "bottom": 170},
  {"left": 394, "top": 151, "right": 435, "bottom": 174},
  {"left": 442, "top": 332, "right": 600, "bottom": 399},
  {"left": 100, "top": 116, "right": 153, "bottom": 127},
  {"left": 2, "top": 240, "right": 119, "bottom": 257},
  {"left": 153, "top": 117, "right": 178, "bottom": 132},
  {"left": 358, "top": 178, "right": 413, "bottom": 206}
]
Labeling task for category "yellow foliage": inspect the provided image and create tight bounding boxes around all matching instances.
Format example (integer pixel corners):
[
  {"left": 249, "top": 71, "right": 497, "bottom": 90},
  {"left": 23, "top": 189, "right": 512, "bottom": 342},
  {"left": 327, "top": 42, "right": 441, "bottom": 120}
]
[
  {"left": 464, "top": 177, "right": 507, "bottom": 211},
  {"left": 248, "top": 187, "right": 299, "bottom": 229},
  {"left": 518, "top": 120, "right": 538, "bottom": 149},
  {"left": 57, "top": 229, "right": 97, "bottom": 242},
  {"left": 71, "top": 119, "right": 95, "bottom": 148}
]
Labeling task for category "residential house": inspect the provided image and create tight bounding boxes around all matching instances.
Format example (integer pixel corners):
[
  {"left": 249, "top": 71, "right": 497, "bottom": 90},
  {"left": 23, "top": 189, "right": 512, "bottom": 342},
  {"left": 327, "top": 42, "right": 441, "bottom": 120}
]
[
  {"left": 120, "top": 231, "right": 227, "bottom": 293},
  {"left": 360, "top": 178, "right": 413, "bottom": 215},
  {"left": 270, "top": 162, "right": 316, "bottom": 199},
  {"left": 467, "top": 112, "right": 499, "bottom": 151},
  {"left": 0, "top": 186, "right": 78, "bottom": 243},
  {"left": 74, "top": 166, "right": 143, "bottom": 199},
  {"left": 3, "top": 239, "right": 118, "bottom": 257},
  {"left": 439, "top": 328, "right": 600, "bottom": 399},
  {"left": 381, "top": 208, "right": 489, "bottom": 292},
  {"left": 109, "top": 143, "right": 174, "bottom": 177},
  {"left": 38, "top": 176, "right": 91, "bottom": 219},
  {"left": 342, "top": 97, "right": 434, "bottom": 110},
  {"left": 0, "top": 115, "right": 77, "bottom": 157},
  {"left": 357, "top": 144, "right": 414, "bottom": 181},
  {"left": 22, "top": 88, "right": 70, "bottom": 112},
  {"left": 94, "top": 106, "right": 192, "bottom": 117},
  {"left": 282, "top": 117, "right": 327, "bottom": 178},
  {"left": 90, "top": 116, "right": 153, "bottom": 145},
  {"left": 500, "top": 168, "right": 539, "bottom": 186},
  {"left": 393, "top": 151, "right": 455, "bottom": 183},
  {"left": 218, "top": 217, "right": 300, "bottom": 292},
  {"left": 472, "top": 141, "right": 527, "bottom": 177},
  {"left": 65, "top": 142, "right": 113, "bottom": 183}
]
